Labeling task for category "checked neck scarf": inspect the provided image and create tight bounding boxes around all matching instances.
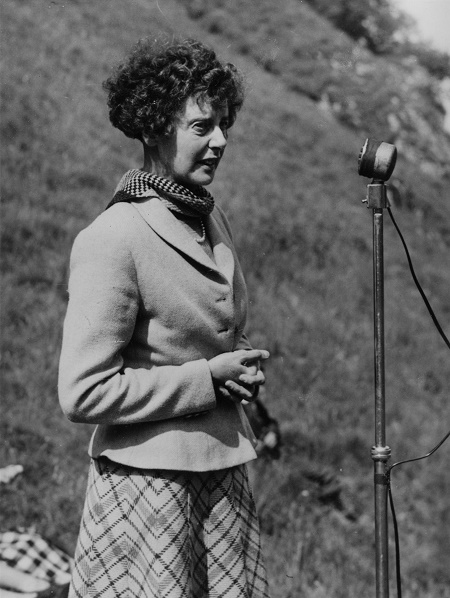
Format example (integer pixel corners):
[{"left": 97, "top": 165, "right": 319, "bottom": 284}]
[{"left": 106, "top": 169, "right": 215, "bottom": 218}]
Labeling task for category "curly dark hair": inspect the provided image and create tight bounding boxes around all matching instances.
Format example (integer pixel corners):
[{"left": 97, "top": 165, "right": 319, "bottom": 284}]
[{"left": 103, "top": 38, "right": 245, "bottom": 141}]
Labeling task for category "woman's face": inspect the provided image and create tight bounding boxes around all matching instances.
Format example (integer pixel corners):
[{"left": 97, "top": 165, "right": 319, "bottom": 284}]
[{"left": 150, "top": 96, "right": 230, "bottom": 189}]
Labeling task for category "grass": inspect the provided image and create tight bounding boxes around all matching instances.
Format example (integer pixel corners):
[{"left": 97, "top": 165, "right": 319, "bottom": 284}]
[{"left": 1, "top": 0, "right": 450, "bottom": 596}]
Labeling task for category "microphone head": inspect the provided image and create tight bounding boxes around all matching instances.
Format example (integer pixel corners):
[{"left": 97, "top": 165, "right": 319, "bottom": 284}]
[{"left": 358, "top": 138, "right": 397, "bottom": 181}]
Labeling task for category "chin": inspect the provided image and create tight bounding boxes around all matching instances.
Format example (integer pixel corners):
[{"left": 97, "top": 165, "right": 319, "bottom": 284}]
[{"left": 183, "top": 174, "right": 215, "bottom": 188}]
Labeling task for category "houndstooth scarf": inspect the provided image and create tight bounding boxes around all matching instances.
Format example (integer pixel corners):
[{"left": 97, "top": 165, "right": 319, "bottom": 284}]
[{"left": 106, "top": 169, "right": 215, "bottom": 217}]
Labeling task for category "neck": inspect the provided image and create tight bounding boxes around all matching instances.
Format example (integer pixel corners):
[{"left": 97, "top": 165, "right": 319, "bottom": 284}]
[
  {"left": 142, "top": 144, "right": 167, "bottom": 177},
  {"left": 142, "top": 146, "right": 201, "bottom": 194}
]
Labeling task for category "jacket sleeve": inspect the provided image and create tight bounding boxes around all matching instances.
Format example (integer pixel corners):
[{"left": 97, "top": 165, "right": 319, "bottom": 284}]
[{"left": 58, "top": 220, "right": 217, "bottom": 425}]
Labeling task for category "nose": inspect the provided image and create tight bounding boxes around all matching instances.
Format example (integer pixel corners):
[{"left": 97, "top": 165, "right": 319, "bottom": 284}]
[{"left": 209, "top": 125, "right": 228, "bottom": 151}]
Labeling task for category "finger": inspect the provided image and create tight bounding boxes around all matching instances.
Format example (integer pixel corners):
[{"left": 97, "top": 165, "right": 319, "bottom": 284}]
[
  {"left": 216, "top": 385, "right": 232, "bottom": 399},
  {"left": 224, "top": 380, "right": 254, "bottom": 401},
  {"left": 216, "top": 385, "right": 241, "bottom": 404},
  {"left": 237, "top": 349, "right": 270, "bottom": 364},
  {"left": 239, "top": 370, "right": 265, "bottom": 386},
  {"left": 245, "top": 363, "right": 259, "bottom": 376}
]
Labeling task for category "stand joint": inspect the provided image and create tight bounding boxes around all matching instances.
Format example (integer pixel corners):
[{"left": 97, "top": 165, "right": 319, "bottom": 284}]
[{"left": 371, "top": 445, "right": 392, "bottom": 462}]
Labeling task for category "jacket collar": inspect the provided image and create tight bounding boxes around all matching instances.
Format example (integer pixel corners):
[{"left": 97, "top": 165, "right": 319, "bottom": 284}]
[{"left": 131, "top": 196, "right": 235, "bottom": 284}]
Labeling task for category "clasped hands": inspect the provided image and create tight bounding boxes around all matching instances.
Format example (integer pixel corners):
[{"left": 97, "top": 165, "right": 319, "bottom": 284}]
[{"left": 208, "top": 349, "right": 270, "bottom": 404}]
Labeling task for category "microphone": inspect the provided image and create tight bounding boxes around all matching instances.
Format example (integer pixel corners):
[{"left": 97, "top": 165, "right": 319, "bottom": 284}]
[{"left": 358, "top": 138, "right": 397, "bottom": 181}]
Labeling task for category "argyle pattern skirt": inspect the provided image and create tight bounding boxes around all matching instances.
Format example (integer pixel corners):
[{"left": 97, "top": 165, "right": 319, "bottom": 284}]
[{"left": 69, "top": 458, "right": 270, "bottom": 598}]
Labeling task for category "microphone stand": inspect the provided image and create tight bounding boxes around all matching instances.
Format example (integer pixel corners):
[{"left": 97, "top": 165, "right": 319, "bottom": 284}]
[{"left": 363, "top": 180, "right": 391, "bottom": 598}]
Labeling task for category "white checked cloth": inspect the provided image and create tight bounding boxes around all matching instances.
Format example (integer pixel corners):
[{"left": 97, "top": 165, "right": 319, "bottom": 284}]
[{"left": 0, "top": 529, "right": 72, "bottom": 583}]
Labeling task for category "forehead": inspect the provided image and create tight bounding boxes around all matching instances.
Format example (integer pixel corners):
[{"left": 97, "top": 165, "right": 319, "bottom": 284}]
[{"left": 179, "top": 95, "right": 229, "bottom": 121}]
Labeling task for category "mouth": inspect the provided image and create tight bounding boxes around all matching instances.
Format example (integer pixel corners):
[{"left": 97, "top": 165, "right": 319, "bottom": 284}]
[{"left": 198, "top": 157, "right": 220, "bottom": 169}]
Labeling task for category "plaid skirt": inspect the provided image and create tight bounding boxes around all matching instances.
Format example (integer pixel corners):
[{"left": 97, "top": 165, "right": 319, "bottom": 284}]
[{"left": 69, "top": 458, "right": 270, "bottom": 598}]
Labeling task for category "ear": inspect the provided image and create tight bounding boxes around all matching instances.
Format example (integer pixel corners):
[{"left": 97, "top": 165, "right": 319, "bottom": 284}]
[{"left": 142, "top": 131, "right": 159, "bottom": 147}]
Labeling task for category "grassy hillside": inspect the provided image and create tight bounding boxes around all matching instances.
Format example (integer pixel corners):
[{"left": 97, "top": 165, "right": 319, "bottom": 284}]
[{"left": 1, "top": 1, "right": 450, "bottom": 596}]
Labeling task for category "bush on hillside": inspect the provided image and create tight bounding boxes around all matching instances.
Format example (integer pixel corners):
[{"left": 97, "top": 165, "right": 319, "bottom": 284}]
[
  {"left": 403, "top": 42, "right": 450, "bottom": 80},
  {"left": 304, "top": 0, "right": 450, "bottom": 78},
  {"left": 302, "top": 0, "right": 406, "bottom": 54}
]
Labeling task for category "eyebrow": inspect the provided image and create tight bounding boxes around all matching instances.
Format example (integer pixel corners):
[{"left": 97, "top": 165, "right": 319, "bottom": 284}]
[
  {"left": 189, "top": 116, "right": 211, "bottom": 123},
  {"left": 188, "top": 115, "right": 230, "bottom": 126}
]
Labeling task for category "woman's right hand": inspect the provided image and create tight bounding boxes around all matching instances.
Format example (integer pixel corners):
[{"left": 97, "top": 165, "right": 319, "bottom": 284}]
[{"left": 208, "top": 349, "right": 269, "bottom": 403}]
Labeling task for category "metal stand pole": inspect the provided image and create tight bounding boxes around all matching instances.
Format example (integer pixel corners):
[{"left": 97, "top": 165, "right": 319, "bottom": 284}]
[
  {"left": 359, "top": 139, "right": 397, "bottom": 597},
  {"left": 364, "top": 183, "right": 391, "bottom": 598}
]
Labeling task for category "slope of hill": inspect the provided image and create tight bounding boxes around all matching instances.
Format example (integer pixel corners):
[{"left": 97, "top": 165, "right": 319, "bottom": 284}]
[
  {"left": 1, "top": 1, "right": 449, "bottom": 596},
  {"left": 186, "top": 0, "right": 450, "bottom": 177}
]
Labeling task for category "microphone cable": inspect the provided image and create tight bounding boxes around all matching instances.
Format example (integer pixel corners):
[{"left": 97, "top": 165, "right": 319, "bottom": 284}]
[
  {"left": 388, "top": 207, "right": 450, "bottom": 351},
  {"left": 386, "top": 430, "right": 450, "bottom": 598},
  {"left": 384, "top": 206, "right": 450, "bottom": 597}
]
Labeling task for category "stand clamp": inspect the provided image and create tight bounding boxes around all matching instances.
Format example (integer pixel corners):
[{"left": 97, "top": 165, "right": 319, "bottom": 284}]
[
  {"left": 363, "top": 183, "right": 389, "bottom": 210},
  {"left": 371, "top": 446, "right": 392, "bottom": 462}
]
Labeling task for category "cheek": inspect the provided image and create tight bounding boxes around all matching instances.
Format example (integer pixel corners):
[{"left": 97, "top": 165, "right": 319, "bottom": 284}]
[
  {"left": 177, "top": 142, "right": 202, "bottom": 167},
  {"left": 158, "top": 138, "right": 177, "bottom": 167}
]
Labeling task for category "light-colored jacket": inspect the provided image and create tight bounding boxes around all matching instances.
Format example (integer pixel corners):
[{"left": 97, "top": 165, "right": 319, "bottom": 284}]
[{"left": 58, "top": 194, "right": 258, "bottom": 471}]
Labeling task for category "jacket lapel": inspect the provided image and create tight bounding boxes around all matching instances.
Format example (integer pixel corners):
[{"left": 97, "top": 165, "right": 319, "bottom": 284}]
[
  {"left": 206, "top": 211, "right": 235, "bottom": 285},
  {"left": 131, "top": 197, "right": 235, "bottom": 284}
]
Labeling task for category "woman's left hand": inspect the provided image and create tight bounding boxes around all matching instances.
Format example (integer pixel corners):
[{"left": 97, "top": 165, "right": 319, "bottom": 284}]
[
  {"left": 221, "top": 362, "right": 264, "bottom": 404},
  {"left": 208, "top": 348, "right": 268, "bottom": 404}
]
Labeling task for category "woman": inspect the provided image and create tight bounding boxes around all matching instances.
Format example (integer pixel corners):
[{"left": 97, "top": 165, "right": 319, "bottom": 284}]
[{"left": 58, "top": 37, "right": 270, "bottom": 598}]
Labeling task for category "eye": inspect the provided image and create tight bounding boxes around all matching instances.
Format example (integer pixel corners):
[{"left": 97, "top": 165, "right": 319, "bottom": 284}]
[
  {"left": 192, "top": 120, "right": 210, "bottom": 135},
  {"left": 220, "top": 121, "right": 230, "bottom": 138}
]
